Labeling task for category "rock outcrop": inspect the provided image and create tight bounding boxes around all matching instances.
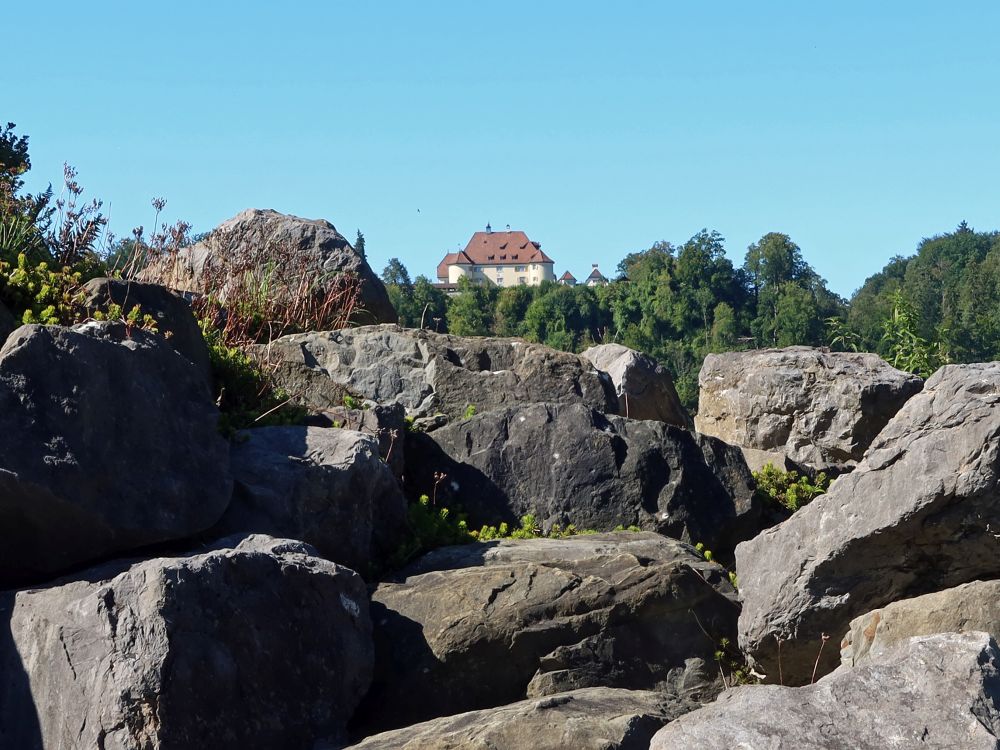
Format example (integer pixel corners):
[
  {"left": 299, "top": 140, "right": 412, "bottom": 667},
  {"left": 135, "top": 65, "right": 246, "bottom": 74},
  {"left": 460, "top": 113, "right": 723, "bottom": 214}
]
[
  {"left": 406, "top": 403, "right": 761, "bottom": 558},
  {"left": 140, "top": 208, "right": 397, "bottom": 324},
  {"left": 736, "top": 363, "right": 1000, "bottom": 684},
  {"left": 209, "top": 426, "right": 407, "bottom": 574},
  {"left": 650, "top": 632, "right": 1000, "bottom": 750},
  {"left": 0, "top": 323, "right": 231, "bottom": 585},
  {"left": 80, "top": 277, "right": 211, "bottom": 381},
  {"left": 842, "top": 580, "right": 1000, "bottom": 668},
  {"left": 354, "top": 532, "right": 739, "bottom": 733},
  {"left": 696, "top": 347, "right": 923, "bottom": 473},
  {"left": 581, "top": 343, "right": 688, "bottom": 426},
  {"left": 0, "top": 535, "right": 372, "bottom": 750},
  {"left": 347, "top": 688, "right": 688, "bottom": 750},
  {"left": 264, "top": 325, "right": 616, "bottom": 418}
]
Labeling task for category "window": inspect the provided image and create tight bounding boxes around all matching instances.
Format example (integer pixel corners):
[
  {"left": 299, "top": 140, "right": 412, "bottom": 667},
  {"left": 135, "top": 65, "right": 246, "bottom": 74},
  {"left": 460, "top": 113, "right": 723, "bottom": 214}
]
[
  {"left": 515, "top": 265, "right": 526, "bottom": 272},
  {"left": 496, "top": 277, "right": 505, "bottom": 286},
  {"left": 518, "top": 277, "right": 527, "bottom": 285},
  {"left": 471, "top": 266, "right": 481, "bottom": 272}
]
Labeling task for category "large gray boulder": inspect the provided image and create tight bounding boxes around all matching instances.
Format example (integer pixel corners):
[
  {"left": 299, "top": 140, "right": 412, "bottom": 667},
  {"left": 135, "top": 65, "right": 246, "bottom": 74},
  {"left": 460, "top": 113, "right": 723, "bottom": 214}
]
[
  {"left": 347, "top": 687, "right": 688, "bottom": 750},
  {"left": 405, "top": 402, "right": 761, "bottom": 559},
  {"left": 80, "top": 277, "right": 211, "bottom": 381},
  {"left": 842, "top": 580, "right": 1000, "bottom": 668},
  {"left": 0, "top": 323, "right": 231, "bottom": 585},
  {"left": 264, "top": 325, "right": 616, "bottom": 419},
  {"left": 696, "top": 347, "right": 923, "bottom": 473},
  {"left": 737, "top": 363, "right": 1000, "bottom": 684},
  {"left": 209, "top": 426, "right": 407, "bottom": 574},
  {"left": 650, "top": 632, "right": 1000, "bottom": 750},
  {"left": 0, "top": 535, "right": 372, "bottom": 750},
  {"left": 354, "top": 532, "right": 739, "bottom": 733},
  {"left": 140, "top": 208, "right": 397, "bottom": 324},
  {"left": 581, "top": 343, "right": 688, "bottom": 426}
]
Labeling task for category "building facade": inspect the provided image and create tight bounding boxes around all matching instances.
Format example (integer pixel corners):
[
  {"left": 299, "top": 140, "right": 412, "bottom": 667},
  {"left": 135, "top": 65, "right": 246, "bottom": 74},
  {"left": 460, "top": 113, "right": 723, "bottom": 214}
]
[{"left": 436, "top": 225, "right": 556, "bottom": 288}]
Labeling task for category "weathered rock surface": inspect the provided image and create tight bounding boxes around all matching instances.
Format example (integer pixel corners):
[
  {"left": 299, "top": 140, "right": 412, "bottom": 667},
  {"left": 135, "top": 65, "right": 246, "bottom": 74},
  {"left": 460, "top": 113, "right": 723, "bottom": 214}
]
[
  {"left": 405, "top": 403, "right": 761, "bottom": 558},
  {"left": 347, "top": 687, "right": 688, "bottom": 750},
  {"left": 140, "top": 208, "right": 397, "bottom": 323},
  {"left": 354, "top": 532, "right": 739, "bottom": 733},
  {"left": 842, "top": 579, "right": 1000, "bottom": 667},
  {"left": 0, "top": 300, "right": 15, "bottom": 344},
  {"left": 81, "top": 277, "right": 211, "bottom": 380},
  {"left": 696, "top": 347, "right": 923, "bottom": 473},
  {"left": 306, "top": 401, "right": 408, "bottom": 481},
  {"left": 209, "top": 426, "right": 407, "bottom": 574},
  {"left": 650, "top": 632, "right": 1000, "bottom": 750},
  {"left": 0, "top": 535, "right": 372, "bottom": 750},
  {"left": 0, "top": 323, "right": 231, "bottom": 585},
  {"left": 737, "top": 363, "right": 1000, "bottom": 684},
  {"left": 265, "top": 325, "right": 616, "bottom": 419},
  {"left": 581, "top": 343, "right": 688, "bottom": 426}
]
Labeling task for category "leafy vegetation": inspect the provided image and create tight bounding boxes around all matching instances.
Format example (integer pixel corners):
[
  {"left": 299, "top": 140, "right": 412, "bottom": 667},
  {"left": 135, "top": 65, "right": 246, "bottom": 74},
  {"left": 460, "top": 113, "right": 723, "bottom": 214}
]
[
  {"left": 201, "top": 322, "right": 307, "bottom": 435},
  {"left": 388, "top": 497, "right": 607, "bottom": 568},
  {"left": 753, "top": 463, "right": 830, "bottom": 512}
]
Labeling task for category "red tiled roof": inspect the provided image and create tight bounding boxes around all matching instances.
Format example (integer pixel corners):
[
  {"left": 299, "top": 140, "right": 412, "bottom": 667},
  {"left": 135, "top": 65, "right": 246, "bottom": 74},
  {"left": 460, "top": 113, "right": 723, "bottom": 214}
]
[
  {"left": 461, "top": 231, "right": 553, "bottom": 265},
  {"left": 436, "top": 251, "right": 474, "bottom": 279},
  {"left": 587, "top": 267, "right": 607, "bottom": 281},
  {"left": 559, "top": 271, "right": 576, "bottom": 281},
  {"left": 437, "top": 230, "right": 552, "bottom": 277}
]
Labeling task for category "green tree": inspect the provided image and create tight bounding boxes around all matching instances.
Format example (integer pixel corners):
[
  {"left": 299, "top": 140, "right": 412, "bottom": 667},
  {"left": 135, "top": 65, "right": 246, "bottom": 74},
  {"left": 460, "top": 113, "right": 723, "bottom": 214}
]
[
  {"left": 354, "top": 230, "right": 366, "bottom": 261},
  {"left": 447, "top": 277, "right": 496, "bottom": 336}
]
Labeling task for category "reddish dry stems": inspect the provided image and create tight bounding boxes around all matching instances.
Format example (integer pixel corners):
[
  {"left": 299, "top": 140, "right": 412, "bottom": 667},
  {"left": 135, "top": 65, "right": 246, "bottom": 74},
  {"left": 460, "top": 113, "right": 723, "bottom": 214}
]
[{"left": 810, "top": 633, "right": 830, "bottom": 684}]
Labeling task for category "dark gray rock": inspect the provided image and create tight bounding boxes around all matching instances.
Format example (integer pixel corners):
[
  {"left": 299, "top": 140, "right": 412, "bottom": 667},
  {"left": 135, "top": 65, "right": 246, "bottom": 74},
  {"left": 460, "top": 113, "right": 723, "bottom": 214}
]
[
  {"left": 696, "top": 347, "right": 923, "bottom": 474},
  {"left": 405, "top": 402, "right": 761, "bottom": 560},
  {"left": 263, "top": 325, "right": 616, "bottom": 419},
  {"left": 0, "top": 535, "right": 372, "bottom": 750},
  {"left": 306, "top": 401, "right": 408, "bottom": 481},
  {"left": 0, "top": 322, "right": 231, "bottom": 585},
  {"left": 0, "top": 300, "right": 15, "bottom": 344},
  {"left": 650, "top": 632, "right": 1000, "bottom": 750},
  {"left": 581, "top": 343, "right": 688, "bottom": 426},
  {"left": 842, "top": 580, "right": 1000, "bottom": 668},
  {"left": 354, "top": 532, "right": 739, "bottom": 733},
  {"left": 209, "top": 426, "right": 407, "bottom": 575},
  {"left": 737, "top": 363, "right": 1000, "bottom": 685},
  {"left": 347, "top": 687, "right": 689, "bottom": 750},
  {"left": 80, "top": 276, "right": 211, "bottom": 381},
  {"left": 140, "top": 208, "right": 397, "bottom": 324}
]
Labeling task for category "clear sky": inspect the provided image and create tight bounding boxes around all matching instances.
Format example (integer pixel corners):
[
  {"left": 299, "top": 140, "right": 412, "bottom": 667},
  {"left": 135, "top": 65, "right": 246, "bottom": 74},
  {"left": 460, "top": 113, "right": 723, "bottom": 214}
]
[{"left": 6, "top": 1, "right": 999, "bottom": 297}]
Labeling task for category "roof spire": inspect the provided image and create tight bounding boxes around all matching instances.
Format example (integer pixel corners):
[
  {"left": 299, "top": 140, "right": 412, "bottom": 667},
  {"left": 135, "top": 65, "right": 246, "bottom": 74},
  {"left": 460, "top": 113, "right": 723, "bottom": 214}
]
[{"left": 486, "top": 222, "right": 492, "bottom": 233}]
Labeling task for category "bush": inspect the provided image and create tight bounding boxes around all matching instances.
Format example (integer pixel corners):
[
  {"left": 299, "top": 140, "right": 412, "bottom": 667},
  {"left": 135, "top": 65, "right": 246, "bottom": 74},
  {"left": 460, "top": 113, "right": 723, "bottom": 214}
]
[{"left": 753, "top": 463, "right": 829, "bottom": 512}]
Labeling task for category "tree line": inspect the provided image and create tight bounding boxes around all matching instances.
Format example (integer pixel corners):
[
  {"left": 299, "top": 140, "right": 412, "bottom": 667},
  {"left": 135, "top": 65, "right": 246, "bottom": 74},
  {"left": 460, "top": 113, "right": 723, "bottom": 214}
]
[{"left": 382, "top": 224, "right": 1000, "bottom": 407}]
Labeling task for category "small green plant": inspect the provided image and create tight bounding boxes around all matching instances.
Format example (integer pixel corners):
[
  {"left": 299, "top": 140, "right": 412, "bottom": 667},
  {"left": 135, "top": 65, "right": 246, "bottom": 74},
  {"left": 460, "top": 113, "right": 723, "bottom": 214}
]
[
  {"left": 201, "top": 320, "right": 307, "bottom": 435},
  {"left": 0, "top": 253, "right": 84, "bottom": 325},
  {"left": 753, "top": 463, "right": 829, "bottom": 512},
  {"left": 613, "top": 524, "right": 643, "bottom": 532},
  {"left": 693, "top": 541, "right": 739, "bottom": 590},
  {"left": 91, "top": 302, "right": 158, "bottom": 333},
  {"left": 342, "top": 394, "right": 369, "bottom": 411},
  {"left": 387, "top": 495, "right": 475, "bottom": 569},
  {"left": 462, "top": 403, "right": 477, "bottom": 420},
  {"left": 714, "top": 636, "right": 760, "bottom": 688}
]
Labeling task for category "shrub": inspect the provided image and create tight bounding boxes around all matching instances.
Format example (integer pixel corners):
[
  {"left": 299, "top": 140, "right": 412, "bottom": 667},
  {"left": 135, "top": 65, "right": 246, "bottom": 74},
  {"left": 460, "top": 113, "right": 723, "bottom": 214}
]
[{"left": 753, "top": 463, "right": 829, "bottom": 512}]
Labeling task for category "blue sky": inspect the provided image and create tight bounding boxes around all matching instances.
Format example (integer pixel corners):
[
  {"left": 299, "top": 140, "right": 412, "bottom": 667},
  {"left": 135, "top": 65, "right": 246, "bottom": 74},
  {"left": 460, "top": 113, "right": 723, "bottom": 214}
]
[{"left": 7, "top": 1, "right": 999, "bottom": 297}]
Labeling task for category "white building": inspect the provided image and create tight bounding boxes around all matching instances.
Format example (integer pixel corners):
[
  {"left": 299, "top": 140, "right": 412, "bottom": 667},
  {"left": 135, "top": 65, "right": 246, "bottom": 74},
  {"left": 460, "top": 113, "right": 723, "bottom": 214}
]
[{"left": 436, "top": 225, "right": 556, "bottom": 289}]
